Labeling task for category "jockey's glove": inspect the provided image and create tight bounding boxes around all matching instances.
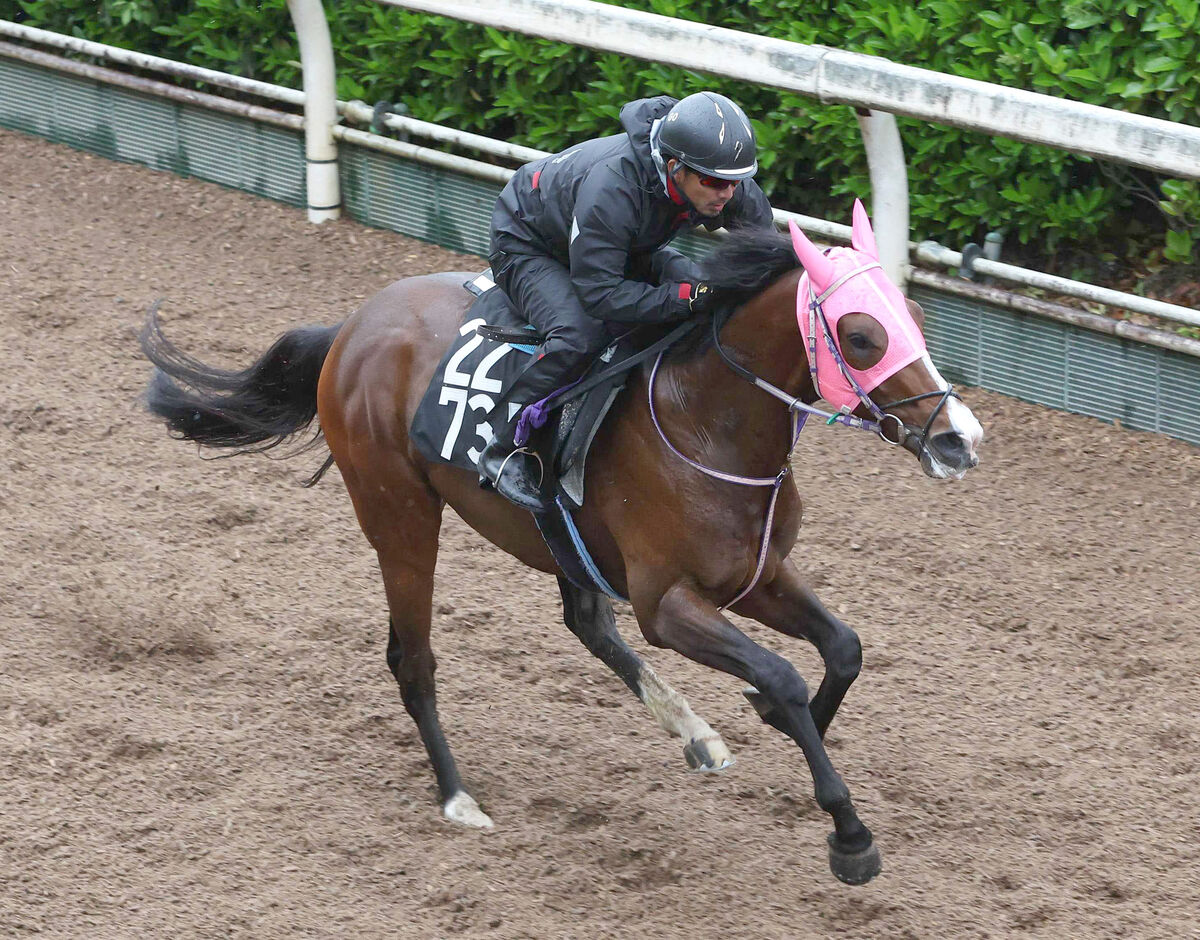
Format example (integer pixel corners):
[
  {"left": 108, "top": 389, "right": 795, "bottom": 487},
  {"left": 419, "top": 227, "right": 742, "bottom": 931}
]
[{"left": 688, "top": 282, "right": 717, "bottom": 315}]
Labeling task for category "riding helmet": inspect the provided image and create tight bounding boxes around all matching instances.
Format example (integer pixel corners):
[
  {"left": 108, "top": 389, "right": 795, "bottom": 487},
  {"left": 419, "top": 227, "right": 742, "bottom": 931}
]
[{"left": 658, "top": 92, "right": 758, "bottom": 181}]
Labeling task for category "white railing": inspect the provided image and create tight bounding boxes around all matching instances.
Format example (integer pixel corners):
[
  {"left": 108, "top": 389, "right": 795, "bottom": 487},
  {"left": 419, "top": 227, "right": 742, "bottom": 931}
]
[
  {"left": 2, "top": 16, "right": 1198, "bottom": 333},
  {"left": 379, "top": 0, "right": 1200, "bottom": 179},
  {"left": 0, "top": 19, "right": 855, "bottom": 245},
  {"left": 289, "top": 0, "right": 339, "bottom": 221}
]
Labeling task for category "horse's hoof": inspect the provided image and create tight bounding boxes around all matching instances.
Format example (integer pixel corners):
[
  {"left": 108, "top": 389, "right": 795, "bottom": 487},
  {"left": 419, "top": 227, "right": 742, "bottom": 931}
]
[
  {"left": 683, "top": 736, "right": 735, "bottom": 773},
  {"left": 443, "top": 791, "right": 494, "bottom": 829},
  {"left": 827, "top": 833, "right": 882, "bottom": 885}
]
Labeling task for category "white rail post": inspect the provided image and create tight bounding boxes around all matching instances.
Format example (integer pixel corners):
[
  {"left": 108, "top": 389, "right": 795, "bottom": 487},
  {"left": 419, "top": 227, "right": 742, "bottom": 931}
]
[
  {"left": 287, "top": 0, "right": 341, "bottom": 222},
  {"left": 855, "top": 108, "right": 910, "bottom": 290}
]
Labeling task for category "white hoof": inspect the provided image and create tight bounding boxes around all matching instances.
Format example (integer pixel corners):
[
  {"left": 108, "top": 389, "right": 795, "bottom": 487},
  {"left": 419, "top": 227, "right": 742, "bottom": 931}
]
[
  {"left": 683, "top": 735, "right": 735, "bottom": 773},
  {"left": 443, "top": 791, "right": 494, "bottom": 829}
]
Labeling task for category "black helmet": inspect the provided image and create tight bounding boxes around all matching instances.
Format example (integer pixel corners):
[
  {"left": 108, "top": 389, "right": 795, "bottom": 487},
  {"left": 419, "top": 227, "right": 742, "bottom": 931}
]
[{"left": 658, "top": 92, "right": 758, "bottom": 181}]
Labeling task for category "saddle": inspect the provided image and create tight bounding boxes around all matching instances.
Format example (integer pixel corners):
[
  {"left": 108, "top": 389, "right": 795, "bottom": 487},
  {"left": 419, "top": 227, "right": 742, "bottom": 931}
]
[
  {"left": 410, "top": 271, "right": 695, "bottom": 599},
  {"left": 410, "top": 270, "right": 634, "bottom": 509}
]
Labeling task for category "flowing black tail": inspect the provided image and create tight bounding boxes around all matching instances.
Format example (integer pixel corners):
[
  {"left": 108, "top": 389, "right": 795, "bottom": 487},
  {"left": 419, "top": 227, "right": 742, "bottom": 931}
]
[{"left": 139, "top": 303, "right": 342, "bottom": 467}]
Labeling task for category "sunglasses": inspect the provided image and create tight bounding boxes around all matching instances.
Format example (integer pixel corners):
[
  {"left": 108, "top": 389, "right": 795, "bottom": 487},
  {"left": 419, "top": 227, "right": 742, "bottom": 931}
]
[{"left": 695, "top": 172, "right": 739, "bottom": 190}]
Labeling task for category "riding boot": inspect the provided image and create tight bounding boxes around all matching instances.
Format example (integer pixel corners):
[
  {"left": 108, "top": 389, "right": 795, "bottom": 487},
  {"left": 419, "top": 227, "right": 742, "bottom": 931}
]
[{"left": 477, "top": 409, "right": 550, "bottom": 514}]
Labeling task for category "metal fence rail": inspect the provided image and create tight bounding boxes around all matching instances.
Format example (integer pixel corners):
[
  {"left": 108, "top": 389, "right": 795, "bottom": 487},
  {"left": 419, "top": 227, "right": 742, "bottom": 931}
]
[{"left": 2, "top": 55, "right": 1198, "bottom": 447}]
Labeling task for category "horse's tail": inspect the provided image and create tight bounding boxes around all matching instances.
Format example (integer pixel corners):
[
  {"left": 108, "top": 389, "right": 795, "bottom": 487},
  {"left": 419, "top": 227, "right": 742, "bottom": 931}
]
[{"left": 139, "top": 302, "right": 342, "bottom": 462}]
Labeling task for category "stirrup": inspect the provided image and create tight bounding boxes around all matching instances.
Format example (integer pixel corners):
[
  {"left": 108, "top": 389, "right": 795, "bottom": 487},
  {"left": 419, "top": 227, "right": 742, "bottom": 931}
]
[{"left": 495, "top": 446, "right": 545, "bottom": 488}]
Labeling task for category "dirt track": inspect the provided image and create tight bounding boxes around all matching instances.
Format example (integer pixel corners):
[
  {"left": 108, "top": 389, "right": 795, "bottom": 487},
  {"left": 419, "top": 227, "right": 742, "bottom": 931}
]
[{"left": 2, "top": 128, "right": 1199, "bottom": 938}]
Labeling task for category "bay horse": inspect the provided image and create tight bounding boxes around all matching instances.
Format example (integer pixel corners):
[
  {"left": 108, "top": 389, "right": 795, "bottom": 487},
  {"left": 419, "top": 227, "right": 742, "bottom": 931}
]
[{"left": 140, "top": 202, "right": 982, "bottom": 885}]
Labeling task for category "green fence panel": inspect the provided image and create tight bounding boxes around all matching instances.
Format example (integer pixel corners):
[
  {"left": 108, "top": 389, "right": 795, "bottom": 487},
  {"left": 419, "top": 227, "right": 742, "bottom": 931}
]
[
  {"left": 340, "top": 145, "right": 501, "bottom": 255},
  {"left": 0, "top": 56, "right": 54, "bottom": 138},
  {"left": 0, "top": 58, "right": 304, "bottom": 205},
  {"left": 1159, "top": 353, "right": 1200, "bottom": 443},
  {"left": 112, "top": 90, "right": 180, "bottom": 171},
  {"left": 1066, "top": 329, "right": 1158, "bottom": 430},
  {"left": 914, "top": 284, "right": 1200, "bottom": 441}
]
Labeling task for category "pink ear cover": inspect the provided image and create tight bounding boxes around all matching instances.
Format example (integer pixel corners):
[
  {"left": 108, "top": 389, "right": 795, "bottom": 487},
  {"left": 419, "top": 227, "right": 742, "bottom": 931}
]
[
  {"left": 850, "top": 198, "right": 879, "bottom": 259},
  {"left": 788, "top": 218, "right": 835, "bottom": 292}
]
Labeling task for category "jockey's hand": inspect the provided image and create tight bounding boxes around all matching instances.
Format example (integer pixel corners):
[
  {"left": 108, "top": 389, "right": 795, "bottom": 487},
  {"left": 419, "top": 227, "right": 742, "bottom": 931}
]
[{"left": 688, "top": 282, "right": 717, "bottom": 315}]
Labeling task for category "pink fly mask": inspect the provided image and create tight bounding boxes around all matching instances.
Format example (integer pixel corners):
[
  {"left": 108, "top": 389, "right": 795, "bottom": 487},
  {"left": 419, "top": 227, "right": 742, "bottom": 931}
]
[{"left": 789, "top": 200, "right": 927, "bottom": 413}]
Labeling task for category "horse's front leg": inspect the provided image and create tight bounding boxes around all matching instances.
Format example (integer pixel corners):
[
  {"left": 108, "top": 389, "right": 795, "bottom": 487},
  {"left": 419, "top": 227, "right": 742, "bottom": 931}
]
[
  {"left": 731, "top": 559, "right": 861, "bottom": 738},
  {"left": 637, "top": 581, "right": 880, "bottom": 885}
]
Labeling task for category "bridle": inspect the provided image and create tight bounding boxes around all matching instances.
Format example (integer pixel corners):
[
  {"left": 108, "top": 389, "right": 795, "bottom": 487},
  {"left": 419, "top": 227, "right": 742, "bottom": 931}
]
[
  {"left": 648, "top": 263, "right": 959, "bottom": 608},
  {"left": 748, "top": 262, "right": 960, "bottom": 457}
]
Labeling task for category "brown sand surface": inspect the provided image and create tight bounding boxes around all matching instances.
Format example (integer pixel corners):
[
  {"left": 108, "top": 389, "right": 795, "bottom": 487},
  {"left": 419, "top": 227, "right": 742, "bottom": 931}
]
[{"left": 2, "top": 128, "right": 1198, "bottom": 939}]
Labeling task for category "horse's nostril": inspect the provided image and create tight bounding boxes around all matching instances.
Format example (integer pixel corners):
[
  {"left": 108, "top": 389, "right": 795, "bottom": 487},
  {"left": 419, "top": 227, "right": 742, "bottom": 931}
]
[{"left": 931, "top": 431, "right": 966, "bottom": 454}]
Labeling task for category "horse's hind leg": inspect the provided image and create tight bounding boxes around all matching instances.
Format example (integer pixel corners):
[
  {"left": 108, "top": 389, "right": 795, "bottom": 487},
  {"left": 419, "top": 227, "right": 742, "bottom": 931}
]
[
  {"left": 732, "top": 560, "right": 862, "bottom": 739},
  {"left": 371, "top": 487, "right": 493, "bottom": 828},
  {"left": 557, "top": 578, "right": 732, "bottom": 772}
]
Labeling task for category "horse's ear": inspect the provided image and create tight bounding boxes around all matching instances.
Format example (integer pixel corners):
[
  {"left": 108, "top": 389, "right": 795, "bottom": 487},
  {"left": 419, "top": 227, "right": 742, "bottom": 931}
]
[
  {"left": 788, "top": 219, "right": 835, "bottom": 291},
  {"left": 851, "top": 198, "right": 879, "bottom": 260}
]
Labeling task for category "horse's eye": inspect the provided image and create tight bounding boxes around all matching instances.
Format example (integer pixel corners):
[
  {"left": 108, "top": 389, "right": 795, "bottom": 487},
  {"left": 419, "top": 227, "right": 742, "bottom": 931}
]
[{"left": 848, "top": 332, "right": 871, "bottom": 351}]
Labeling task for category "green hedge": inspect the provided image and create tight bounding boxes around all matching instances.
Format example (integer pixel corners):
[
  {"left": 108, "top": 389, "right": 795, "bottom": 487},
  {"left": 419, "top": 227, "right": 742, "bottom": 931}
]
[{"left": 4, "top": 0, "right": 1198, "bottom": 271}]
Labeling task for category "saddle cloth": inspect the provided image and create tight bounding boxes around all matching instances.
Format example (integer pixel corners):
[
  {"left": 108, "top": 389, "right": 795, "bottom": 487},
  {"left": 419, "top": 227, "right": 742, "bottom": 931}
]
[
  {"left": 409, "top": 272, "right": 543, "bottom": 471},
  {"left": 408, "top": 272, "right": 631, "bottom": 599}
]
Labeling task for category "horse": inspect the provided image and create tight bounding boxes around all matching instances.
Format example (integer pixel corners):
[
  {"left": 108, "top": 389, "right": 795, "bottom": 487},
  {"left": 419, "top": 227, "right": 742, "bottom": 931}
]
[{"left": 139, "top": 201, "right": 983, "bottom": 885}]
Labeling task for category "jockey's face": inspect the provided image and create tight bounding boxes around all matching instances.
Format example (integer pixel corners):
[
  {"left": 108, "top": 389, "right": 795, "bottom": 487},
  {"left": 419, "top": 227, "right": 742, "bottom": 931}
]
[{"left": 668, "top": 159, "right": 738, "bottom": 217}]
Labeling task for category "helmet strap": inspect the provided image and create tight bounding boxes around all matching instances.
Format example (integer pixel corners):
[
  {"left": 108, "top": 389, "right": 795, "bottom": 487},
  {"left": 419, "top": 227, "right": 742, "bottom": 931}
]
[{"left": 665, "top": 161, "right": 690, "bottom": 208}]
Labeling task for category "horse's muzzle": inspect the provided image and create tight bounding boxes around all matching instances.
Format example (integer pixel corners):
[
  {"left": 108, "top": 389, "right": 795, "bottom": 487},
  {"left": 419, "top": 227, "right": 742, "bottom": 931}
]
[{"left": 914, "top": 428, "right": 978, "bottom": 479}]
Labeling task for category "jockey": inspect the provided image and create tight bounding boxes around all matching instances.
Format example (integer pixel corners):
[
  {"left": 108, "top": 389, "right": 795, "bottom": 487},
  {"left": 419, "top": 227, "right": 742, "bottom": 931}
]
[{"left": 479, "top": 91, "right": 776, "bottom": 512}]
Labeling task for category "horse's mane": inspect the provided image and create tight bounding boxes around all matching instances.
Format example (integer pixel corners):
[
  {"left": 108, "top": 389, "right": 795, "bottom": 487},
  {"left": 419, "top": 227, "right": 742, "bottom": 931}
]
[
  {"left": 670, "top": 225, "right": 800, "bottom": 358},
  {"left": 699, "top": 224, "right": 799, "bottom": 298}
]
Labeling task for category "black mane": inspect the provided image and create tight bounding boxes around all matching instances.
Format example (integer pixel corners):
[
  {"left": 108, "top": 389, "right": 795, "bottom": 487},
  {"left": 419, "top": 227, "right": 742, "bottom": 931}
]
[
  {"left": 667, "top": 225, "right": 800, "bottom": 358},
  {"left": 699, "top": 225, "right": 800, "bottom": 300}
]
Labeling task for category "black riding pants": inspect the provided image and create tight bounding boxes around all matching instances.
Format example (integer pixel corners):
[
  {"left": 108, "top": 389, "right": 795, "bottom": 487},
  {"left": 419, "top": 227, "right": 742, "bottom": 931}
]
[{"left": 489, "top": 250, "right": 620, "bottom": 407}]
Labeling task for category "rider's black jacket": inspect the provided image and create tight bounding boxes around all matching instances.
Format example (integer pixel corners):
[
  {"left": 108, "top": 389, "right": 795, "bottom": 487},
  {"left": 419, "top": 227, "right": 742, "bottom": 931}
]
[{"left": 490, "top": 96, "right": 774, "bottom": 325}]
